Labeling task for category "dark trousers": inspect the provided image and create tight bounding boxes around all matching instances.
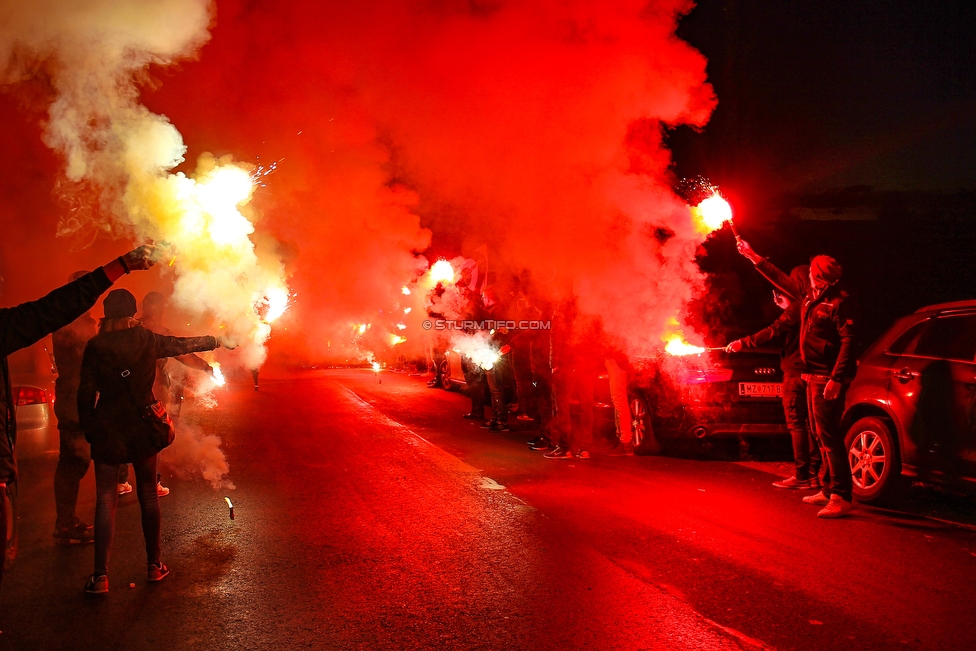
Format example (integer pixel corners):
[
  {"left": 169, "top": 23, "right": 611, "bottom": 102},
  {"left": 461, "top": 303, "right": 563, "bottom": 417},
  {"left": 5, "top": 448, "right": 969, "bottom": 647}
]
[
  {"left": 806, "top": 378, "right": 852, "bottom": 502},
  {"left": 535, "top": 373, "right": 554, "bottom": 435},
  {"left": 94, "top": 455, "right": 161, "bottom": 576},
  {"left": 463, "top": 362, "right": 488, "bottom": 417},
  {"left": 782, "top": 375, "right": 821, "bottom": 481},
  {"left": 486, "top": 358, "right": 510, "bottom": 424},
  {"left": 551, "top": 368, "right": 594, "bottom": 451},
  {"left": 54, "top": 425, "right": 92, "bottom": 529},
  {"left": 512, "top": 344, "right": 535, "bottom": 416}
]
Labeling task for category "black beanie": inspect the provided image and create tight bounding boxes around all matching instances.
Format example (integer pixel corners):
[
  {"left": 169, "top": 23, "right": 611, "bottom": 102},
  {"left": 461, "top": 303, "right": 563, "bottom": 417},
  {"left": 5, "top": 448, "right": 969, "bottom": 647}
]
[{"left": 104, "top": 289, "right": 138, "bottom": 319}]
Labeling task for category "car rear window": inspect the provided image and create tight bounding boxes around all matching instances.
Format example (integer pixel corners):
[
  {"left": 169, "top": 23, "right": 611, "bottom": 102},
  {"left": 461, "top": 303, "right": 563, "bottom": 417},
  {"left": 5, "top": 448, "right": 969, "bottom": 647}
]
[{"left": 912, "top": 315, "right": 976, "bottom": 362}]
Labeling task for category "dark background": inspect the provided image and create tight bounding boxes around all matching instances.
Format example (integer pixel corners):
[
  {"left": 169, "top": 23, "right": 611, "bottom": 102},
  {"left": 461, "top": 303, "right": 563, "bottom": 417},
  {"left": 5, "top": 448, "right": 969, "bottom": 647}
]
[{"left": 670, "top": 0, "right": 976, "bottom": 346}]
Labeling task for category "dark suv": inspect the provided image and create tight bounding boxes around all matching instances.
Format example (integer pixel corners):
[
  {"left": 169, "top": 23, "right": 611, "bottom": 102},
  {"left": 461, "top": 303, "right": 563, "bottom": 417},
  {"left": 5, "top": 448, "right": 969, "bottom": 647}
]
[{"left": 842, "top": 300, "right": 976, "bottom": 503}]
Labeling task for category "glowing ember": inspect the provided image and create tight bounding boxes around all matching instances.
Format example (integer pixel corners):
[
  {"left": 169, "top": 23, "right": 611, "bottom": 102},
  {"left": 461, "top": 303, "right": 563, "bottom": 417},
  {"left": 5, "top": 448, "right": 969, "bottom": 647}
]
[
  {"left": 428, "top": 259, "right": 456, "bottom": 285},
  {"left": 401, "top": 286, "right": 411, "bottom": 295},
  {"left": 403, "top": 307, "right": 411, "bottom": 314},
  {"left": 371, "top": 361, "right": 381, "bottom": 372},
  {"left": 396, "top": 323, "right": 407, "bottom": 330},
  {"left": 211, "top": 363, "right": 226, "bottom": 387},
  {"left": 389, "top": 334, "right": 407, "bottom": 346},
  {"left": 665, "top": 336, "right": 706, "bottom": 356},
  {"left": 358, "top": 324, "right": 368, "bottom": 334}
]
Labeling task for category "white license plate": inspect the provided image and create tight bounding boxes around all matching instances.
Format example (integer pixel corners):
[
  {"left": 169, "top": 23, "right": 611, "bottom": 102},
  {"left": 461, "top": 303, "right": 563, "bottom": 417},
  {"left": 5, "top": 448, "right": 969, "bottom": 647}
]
[{"left": 739, "top": 382, "right": 782, "bottom": 397}]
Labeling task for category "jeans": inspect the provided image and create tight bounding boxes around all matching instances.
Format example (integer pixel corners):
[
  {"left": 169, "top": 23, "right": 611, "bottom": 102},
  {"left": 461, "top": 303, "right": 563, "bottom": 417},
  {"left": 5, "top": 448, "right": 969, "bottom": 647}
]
[
  {"left": 781, "top": 374, "right": 820, "bottom": 481},
  {"left": 806, "top": 378, "right": 852, "bottom": 502},
  {"left": 94, "top": 455, "right": 162, "bottom": 576},
  {"left": 605, "top": 359, "right": 632, "bottom": 443},
  {"left": 54, "top": 425, "right": 91, "bottom": 529}
]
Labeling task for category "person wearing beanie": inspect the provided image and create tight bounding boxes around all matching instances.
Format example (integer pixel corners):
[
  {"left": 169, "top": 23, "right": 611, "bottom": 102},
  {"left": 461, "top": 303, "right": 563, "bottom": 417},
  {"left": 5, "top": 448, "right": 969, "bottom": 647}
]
[
  {"left": 77, "top": 289, "right": 224, "bottom": 595},
  {"left": 736, "top": 240, "right": 856, "bottom": 518},
  {"left": 0, "top": 246, "right": 155, "bottom": 593}
]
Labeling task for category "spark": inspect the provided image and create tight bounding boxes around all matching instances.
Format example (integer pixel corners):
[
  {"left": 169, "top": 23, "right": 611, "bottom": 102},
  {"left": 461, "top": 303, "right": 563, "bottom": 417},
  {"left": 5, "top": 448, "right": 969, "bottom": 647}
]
[{"left": 428, "top": 259, "right": 456, "bottom": 285}]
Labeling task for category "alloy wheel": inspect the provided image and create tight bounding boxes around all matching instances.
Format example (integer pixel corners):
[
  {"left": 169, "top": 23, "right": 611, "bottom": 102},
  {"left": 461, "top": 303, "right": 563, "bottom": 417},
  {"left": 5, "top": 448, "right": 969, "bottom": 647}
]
[{"left": 849, "top": 428, "right": 887, "bottom": 490}]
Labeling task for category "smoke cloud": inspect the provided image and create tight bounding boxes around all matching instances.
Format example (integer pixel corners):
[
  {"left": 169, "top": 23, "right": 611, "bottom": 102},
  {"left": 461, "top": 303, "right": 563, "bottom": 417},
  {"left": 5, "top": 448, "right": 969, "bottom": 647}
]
[{"left": 2, "top": 0, "right": 719, "bottom": 364}]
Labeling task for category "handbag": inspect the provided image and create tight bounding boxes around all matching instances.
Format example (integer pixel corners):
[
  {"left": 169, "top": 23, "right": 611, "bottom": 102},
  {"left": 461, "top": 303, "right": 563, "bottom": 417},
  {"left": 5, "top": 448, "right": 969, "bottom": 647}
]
[{"left": 121, "top": 369, "right": 176, "bottom": 452}]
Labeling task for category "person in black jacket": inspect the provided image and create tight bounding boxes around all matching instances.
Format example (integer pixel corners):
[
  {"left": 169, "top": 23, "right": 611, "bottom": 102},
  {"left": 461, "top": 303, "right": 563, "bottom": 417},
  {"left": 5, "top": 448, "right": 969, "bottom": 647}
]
[
  {"left": 78, "top": 289, "right": 222, "bottom": 594},
  {"left": 726, "top": 267, "right": 822, "bottom": 490},
  {"left": 0, "top": 246, "right": 155, "bottom": 592}
]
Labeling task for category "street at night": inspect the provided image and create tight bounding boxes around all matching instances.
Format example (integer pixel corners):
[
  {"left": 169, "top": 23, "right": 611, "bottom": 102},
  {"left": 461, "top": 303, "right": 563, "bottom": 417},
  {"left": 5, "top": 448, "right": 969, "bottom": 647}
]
[{"left": 4, "top": 369, "right": 975, "bottom": 651}]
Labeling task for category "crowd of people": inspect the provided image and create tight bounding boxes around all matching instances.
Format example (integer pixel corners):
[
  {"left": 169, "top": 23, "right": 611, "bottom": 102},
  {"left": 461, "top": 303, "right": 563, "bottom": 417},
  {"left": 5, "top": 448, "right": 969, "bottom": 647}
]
[
  {"left": 431, "top": 236, "right": 856, "bottom": 519},
  {"left": 1, "top": 245, "right": 226, "bottom": 598}
]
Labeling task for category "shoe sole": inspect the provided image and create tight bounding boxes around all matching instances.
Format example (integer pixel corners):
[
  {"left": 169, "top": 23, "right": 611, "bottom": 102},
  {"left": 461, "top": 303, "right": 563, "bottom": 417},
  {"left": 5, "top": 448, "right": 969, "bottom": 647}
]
[
  {"left": 55, "top": 537, "right": 94, "bottom": 545},
  {"left": 772, "top": 484, "right": 809, "bottom": 489},
  {"left": 544, "top": 455, "right": 574, "bottom": 460},
  {"left": 818, "top": 508, "right": 853, "bottom": 519},
  {"left": 148, "top": 573, "right": 170, "bottom": 582}
]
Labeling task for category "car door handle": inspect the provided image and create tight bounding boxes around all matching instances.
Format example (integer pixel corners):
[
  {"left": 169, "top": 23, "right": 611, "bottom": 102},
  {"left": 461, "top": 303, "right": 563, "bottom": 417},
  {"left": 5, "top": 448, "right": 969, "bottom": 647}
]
[{"left": 892, "top": 369, "right": 917, "bottom": 382}]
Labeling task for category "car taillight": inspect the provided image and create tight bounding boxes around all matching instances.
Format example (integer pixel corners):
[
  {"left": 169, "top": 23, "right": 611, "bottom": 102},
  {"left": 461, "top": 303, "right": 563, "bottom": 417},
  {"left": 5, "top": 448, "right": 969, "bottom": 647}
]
[
  {"left": 682, "top": 368, "right": 734, "bottom": 384},
  {"left": 15, "top": 387, "right": 48, "bottom": 406}
]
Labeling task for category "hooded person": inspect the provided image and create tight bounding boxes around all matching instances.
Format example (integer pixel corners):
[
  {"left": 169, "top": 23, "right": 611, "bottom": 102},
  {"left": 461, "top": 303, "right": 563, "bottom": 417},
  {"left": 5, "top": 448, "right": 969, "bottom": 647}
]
[
  {"left": 0, "top": 245, "right": 155, "bottom": 591},
  {"left": 77, "top": 289, "right": 226, "bottom": 595}
]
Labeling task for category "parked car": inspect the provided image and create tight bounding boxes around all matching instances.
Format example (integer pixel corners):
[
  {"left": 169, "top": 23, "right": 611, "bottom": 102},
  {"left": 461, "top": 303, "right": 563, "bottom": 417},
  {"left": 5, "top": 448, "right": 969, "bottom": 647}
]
[
  {"left": 441, "top": 346, "right": 788, "bottom": 452},
  {"left": 842, "top": 300, "right": 976, "bottom": 503},
  {"left": 7, "top": 337, "right": 59, "bottom": 459}
]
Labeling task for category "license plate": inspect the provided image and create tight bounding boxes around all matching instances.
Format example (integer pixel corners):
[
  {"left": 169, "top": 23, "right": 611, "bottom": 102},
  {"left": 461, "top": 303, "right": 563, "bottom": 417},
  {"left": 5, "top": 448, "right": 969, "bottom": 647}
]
[{"left": 739, "top": 382, "right": 782, "bottom": 397}]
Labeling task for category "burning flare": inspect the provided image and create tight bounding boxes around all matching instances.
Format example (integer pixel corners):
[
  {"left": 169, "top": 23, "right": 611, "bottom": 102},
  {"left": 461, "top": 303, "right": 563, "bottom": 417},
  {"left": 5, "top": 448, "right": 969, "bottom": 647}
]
[
  {"left": 691, "top": 192, "right": 736, "bottom": 236},
  {"left": 427, "top": 259, "right": 456, "bottom": 285},
  {"left": 665, "top": 337, "right": 706, "bottom": 357},
  {"left": 210, "top": 362, "right": 226, "bottom": 387}
]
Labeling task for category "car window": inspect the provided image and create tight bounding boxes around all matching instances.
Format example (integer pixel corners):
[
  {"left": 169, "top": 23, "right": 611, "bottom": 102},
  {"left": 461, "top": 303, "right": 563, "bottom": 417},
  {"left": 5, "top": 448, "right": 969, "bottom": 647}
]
[
  {"left": 7, "top": 347, "right": 38, "bottom": 374},
  {"left": 887, "top": 320, "right": 928, "bottom": 355},
  {"left": 911, "top": 315, "right": 976, "bottom": 362}
]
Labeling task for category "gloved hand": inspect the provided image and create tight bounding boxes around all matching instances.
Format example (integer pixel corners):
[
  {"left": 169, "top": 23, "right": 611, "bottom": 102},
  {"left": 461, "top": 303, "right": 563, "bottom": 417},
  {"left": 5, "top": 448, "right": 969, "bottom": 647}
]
[
  {"left": 736, "top": 238, "right": 762, "bottom": 264},
  {"left": 217, "top": 336, "right": 238, "bottom": 350},
  {"left": 725, "top": 340, "right": 744, "bottom": 353},
  {"left": 121, "top": 245, "right": 156, "bottom": 271}
]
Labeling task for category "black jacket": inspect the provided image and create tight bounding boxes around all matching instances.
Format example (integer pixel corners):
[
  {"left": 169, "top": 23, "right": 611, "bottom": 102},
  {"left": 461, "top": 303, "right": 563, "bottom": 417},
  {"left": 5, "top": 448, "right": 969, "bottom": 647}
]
[
  {"left": 743, "top": 301, "right": 804, "bottom": 374},
  {"left": 0, "top": 268, "right": 113, "bottom": 483},
  {"left": 78, "top": 324, "right": 216, "bottom": 464},
  {"left": 800, "top": 285, "right": 856, "bottom": 383}
]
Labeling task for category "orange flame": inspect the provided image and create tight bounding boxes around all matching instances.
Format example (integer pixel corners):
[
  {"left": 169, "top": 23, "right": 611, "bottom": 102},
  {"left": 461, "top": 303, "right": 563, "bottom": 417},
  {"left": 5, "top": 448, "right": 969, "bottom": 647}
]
[
  {"left": 664, "top": 336, "right": 706, "bottom": 356},
  {"left": 691, "top": 192, "right": 733, "bottom": 235}
]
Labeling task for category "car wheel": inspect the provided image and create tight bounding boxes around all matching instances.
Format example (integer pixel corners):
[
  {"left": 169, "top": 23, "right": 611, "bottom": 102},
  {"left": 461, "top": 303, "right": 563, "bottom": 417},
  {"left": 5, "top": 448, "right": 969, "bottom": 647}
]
[
  {"left": 845, "top": 416, "right": 903, "bottom": 504},
  {"left": 629, "top": 394, "right": 662, "bottom": 455},
  {"left": 439, "top": 360, "right": 453, "bottom": 390}
]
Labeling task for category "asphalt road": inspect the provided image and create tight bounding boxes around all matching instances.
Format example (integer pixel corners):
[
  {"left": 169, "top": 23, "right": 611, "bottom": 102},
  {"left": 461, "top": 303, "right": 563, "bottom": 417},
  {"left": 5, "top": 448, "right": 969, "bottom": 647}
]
[{"left": 2, "top": 368, "right": 976, "bottom": 651}]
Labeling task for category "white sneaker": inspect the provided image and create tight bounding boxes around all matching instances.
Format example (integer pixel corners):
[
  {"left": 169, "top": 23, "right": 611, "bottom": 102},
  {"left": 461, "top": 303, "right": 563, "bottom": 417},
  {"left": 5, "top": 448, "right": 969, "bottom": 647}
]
[
  {"left": 817, "top": 494, "right": 853, "bottom": 518},
  {"left": 801, "top": 491, "right": 829, "bottom": 506},
  {"left": 118, "top": 482, "right": 133, "bottom": 496},
  {"left": 156, "top": 483, "right": 170, "bottom": 497}
]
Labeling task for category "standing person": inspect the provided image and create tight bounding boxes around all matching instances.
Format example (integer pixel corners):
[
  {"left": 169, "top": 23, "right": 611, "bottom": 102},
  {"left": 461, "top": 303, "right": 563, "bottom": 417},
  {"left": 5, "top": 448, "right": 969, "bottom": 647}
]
[
  {"left": 51, "top": 272, "right": 98, "bottom": 544},
  {"left": 726, "top": 273, "right": 821, "bottom": 489},
  {"left": 545, "top": 299, "right": 598, "bottom": 460},
  {"left": 0, "top": 246, "right": 156, "bottom": 594},
  {"left": 78, "top": 289, "right": 222, "bottom": 594},
  {"left": 481, "top": 288, "right": 515, "bottom": 432},
  {"left": 118, "top": 292, "right": 213, "bottom": 497},
  {"left": 604, "top": 351, "right": 639, "bottom": 456},
  {"left": 796, "top": 256, "right": 856, "bottom": 518}
]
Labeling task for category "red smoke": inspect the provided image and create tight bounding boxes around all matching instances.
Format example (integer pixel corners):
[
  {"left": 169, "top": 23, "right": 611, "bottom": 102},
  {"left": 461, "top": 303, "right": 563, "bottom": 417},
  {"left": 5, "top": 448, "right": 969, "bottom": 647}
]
[{"left": 1, "top": 0, "right": 716, "bottom": 361}]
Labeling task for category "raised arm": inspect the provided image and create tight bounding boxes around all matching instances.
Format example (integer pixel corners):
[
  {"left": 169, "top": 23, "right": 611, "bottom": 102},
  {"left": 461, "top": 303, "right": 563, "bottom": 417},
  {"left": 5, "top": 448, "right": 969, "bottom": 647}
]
[
  {"left": 0, "top": 246, "right": 155, "bottom": 357},
  {"left": 153, "top": 333, "right": 220, "bottom": 359}
]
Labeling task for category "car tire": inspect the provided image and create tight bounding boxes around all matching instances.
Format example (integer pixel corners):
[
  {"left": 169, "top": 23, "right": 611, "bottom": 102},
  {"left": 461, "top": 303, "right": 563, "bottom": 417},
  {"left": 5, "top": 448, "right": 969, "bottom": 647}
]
[
  {"left": 845, "top": 416, "right": 904, "bottom": 504},
  {"left": 629, "top": 393, "right": 662, "bottom": 455},
  {"left": 439, "top": 360, "right": 453, "bottom": 391}
]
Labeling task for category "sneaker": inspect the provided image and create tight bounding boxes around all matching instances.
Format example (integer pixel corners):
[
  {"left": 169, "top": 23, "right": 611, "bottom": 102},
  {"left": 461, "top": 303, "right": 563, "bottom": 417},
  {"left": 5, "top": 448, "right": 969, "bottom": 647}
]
[
  {"left": 53, "top": 519, "right": 94, "bottom": 545},
  {"left": 147, "top": 562, "right": 170, "bottom": 582},
  {"left": 485, "top": 422, "right": 510, "bottom": 432},
  {"left": 118, "top": 482, "right": 133, "bottom": 496},
  {"left": 772, "top": 475, "right": 811, "bottom": 489},
  {"left": 156, "top": 483, "right": 171, "bottom": 497},
  {"left": 606, "top": 441, "right": 635, "bottom": 456},
  {"left": 529, "top": 436, "right": 552, "bottom": 451},
  {"left": 84, "top": 574, "right": 109, "bottom": 594},
  {"left": 543, "top": 446, "right": 573, "bottom": 460},
  {"left": 817, "top": 495, "right": 854, "bottom": 519},
  {"left": 462, "top": 412, "right": 482, "bottom": 420},
  {"left": 516, "top": 413, "right": 534, "bottom": 422},
  {"left": 575, "top": 450, "right": 591, "bottom": 460},
  {"left": 802, "top": 491, "right": 830, "bottom": 506}
]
